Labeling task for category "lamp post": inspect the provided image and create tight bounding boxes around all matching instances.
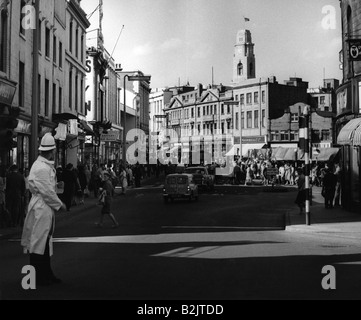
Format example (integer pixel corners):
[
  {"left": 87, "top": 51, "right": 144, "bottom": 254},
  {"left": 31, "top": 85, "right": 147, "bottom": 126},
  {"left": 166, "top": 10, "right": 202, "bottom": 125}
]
[
  {"left": 122, "top": 74, "right": 151, "bottom": 165},
  {"left": 30, "top": 0, "right": 40, "bottom": 167}
]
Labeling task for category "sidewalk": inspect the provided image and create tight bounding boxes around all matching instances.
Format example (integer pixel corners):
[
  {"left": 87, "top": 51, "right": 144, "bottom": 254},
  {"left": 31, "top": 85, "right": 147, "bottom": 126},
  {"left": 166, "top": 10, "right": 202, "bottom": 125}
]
[{"left": 286, "top": 186, "right": 361, "bottom": 239}]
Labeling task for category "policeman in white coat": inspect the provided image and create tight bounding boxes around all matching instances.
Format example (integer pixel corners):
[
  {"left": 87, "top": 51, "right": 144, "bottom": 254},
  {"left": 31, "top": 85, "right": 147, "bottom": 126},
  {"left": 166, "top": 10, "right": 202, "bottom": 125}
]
[{"left": 21, "top": 133, "right": 66, "bottom": 286}]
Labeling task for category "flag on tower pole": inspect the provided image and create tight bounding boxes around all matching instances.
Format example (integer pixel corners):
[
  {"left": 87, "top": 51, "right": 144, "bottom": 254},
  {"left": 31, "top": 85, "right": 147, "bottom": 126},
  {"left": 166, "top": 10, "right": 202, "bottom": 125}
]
[{"left": 299, "top": 104, "right": 311, "bottom": 226}]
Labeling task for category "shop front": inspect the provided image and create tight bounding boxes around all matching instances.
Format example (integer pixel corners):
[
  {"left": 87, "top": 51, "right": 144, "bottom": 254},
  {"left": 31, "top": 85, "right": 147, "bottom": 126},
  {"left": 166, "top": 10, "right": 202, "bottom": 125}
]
[
  {"left": 337, "top": 117, "right": 361, "bottom": 212},
  {"left": 0, "top": 77, "right": 17, "bottom": 169}
]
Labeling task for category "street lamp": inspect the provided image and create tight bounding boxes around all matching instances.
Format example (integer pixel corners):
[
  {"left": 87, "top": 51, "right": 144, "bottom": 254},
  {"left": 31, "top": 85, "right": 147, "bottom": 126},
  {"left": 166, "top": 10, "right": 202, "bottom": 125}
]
[{"left": 123, "top": 74, "right": 151, "bottom": 165}]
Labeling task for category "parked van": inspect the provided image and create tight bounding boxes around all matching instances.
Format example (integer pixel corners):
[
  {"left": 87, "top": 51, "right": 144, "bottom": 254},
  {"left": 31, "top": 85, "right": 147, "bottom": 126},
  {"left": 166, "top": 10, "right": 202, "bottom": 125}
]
[{"left": 163, "top": 174, "right": 199, "bottom": 203}]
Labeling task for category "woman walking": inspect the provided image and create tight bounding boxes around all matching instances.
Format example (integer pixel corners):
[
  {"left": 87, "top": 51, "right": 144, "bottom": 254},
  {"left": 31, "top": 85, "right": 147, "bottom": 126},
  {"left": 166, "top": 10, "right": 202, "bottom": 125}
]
[{"left": 96, "top": 171, "right": 119, "bottom": 228}]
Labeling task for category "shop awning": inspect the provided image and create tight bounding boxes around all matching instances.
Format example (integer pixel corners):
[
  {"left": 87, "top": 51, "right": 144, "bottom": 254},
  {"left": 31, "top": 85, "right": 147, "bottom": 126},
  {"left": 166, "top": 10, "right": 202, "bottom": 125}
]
[
  {"left": 241, "top": 143, "right": 268, "bottom": 157},
  {"left": 352, "top": 124, "right": 361, "bottom": 146},
  {"left": 313, "top": 148, "right": 340, "bottom": 162},
  {"left": 52, "top": 113, "right": 79, "bottom": 122},
  {"left": 79, "top": 120, "right": 94, "bottom": 135},
  {"left": 337, "top": 118, "right": 361, "bottom": 145},
  {"left": 271, "top": 147, "right": 304, "bottom": 161}
]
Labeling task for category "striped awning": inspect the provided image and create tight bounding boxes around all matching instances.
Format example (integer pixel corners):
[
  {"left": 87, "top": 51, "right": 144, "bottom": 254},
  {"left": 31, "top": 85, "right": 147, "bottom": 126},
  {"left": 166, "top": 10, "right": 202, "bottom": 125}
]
[
  {"left": 314, "top": 148, "right": 340, "bottom": 162},
  {"left": 353, "top": 124, "right": 361, "bottom": 146},
  {"left": 337, "top": 118, "right": 361, "bottom": 145}
]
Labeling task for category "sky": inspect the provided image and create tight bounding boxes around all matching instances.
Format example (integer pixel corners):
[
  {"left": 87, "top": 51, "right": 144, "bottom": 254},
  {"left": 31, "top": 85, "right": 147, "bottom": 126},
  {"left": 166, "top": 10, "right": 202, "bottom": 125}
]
[{"left": 81, "top": 0, "right": 343, "bottom": 89}]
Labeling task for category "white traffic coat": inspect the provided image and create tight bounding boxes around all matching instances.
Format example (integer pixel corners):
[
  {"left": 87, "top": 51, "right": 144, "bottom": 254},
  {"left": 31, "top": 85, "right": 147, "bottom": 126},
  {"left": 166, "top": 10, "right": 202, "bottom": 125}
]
[{"left": 21, "top": 156, "right": 63, "bottom": 256}]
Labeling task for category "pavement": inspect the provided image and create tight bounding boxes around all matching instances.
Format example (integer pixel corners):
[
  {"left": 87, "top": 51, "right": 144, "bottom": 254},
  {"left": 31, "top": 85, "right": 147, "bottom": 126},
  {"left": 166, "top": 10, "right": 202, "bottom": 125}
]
[{"left": 1, "top": 175, "right": 361, "bottom": 242}]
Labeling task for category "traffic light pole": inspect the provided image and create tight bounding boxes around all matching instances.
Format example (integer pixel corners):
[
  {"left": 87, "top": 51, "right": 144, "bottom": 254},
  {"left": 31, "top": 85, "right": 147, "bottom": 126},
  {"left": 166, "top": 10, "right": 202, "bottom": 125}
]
[{"left": 30, "top": 0, "right": 40, "bottom": 167}]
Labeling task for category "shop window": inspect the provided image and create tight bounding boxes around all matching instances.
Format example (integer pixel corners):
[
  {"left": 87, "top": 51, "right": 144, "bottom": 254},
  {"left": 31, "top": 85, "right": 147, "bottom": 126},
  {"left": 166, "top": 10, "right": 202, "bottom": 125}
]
[{"left": 0, "top": 9, "right": 8, "bottom": 72}]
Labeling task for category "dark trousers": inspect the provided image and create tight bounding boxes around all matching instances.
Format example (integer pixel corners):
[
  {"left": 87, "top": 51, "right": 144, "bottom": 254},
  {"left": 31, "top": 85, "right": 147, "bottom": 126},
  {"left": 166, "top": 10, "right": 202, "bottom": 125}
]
[{"left": 29, "top": 238, "right": 55, "bottom": 282}]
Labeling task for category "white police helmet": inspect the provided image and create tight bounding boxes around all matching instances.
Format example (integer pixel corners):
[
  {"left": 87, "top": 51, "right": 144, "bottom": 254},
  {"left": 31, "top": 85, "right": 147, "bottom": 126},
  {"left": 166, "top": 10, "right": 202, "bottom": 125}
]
[{"left": 38, "top": 133, "right": 56, "bottom": 151}]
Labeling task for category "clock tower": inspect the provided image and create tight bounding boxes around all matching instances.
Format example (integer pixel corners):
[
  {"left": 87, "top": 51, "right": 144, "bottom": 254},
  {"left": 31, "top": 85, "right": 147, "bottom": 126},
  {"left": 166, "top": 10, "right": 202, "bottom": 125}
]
[{"left": 233, "top": 29, "right": 256, "bottom": 83}]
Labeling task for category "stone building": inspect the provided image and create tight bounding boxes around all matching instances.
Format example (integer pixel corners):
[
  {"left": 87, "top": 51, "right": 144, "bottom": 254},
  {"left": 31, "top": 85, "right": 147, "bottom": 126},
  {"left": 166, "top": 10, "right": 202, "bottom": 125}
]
[
  {"left": 0, "top": 0, "right": 90, "bottom": 171},
  {"left": 336, "top": 0, "right": 361, "bottom": 211}
]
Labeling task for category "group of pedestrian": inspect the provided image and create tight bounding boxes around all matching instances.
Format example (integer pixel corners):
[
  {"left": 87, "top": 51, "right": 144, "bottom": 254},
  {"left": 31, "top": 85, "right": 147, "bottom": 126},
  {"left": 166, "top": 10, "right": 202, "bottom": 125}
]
[
  {"left": 0, "top": 164, "right": 29, "bottom": 228},
  {"left": 294, "top": 162, "right": 342, "bottom": 214}
]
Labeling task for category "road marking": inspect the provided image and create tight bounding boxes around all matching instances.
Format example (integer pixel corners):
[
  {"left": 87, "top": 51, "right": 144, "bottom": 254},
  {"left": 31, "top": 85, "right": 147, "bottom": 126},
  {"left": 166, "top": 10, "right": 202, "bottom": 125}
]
[{"left": 162, "top": 226, "right": 284, "bottom": 231}]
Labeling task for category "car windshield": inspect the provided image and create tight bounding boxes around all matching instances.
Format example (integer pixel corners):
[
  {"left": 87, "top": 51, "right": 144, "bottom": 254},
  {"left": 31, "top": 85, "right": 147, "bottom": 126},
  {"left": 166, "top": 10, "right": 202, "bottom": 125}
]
[
  {"left": 185, "top": 168, "right": 205, "bottom": 175},
  {"left": 167, "top": 176, "right": 188, "bottom": 184}
]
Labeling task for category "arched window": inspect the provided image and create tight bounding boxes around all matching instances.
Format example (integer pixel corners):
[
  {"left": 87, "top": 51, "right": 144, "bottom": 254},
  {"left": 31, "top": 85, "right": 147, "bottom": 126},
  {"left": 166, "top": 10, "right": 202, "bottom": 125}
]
[
  {"left": 237, "top": 62, "right": 243, "bottom": 76},
  {"left": 0, "top": 9, "right": 8, "bottom": 72},
  {"left": 250, "top": 62, "right": 254, "bottom": 76}
]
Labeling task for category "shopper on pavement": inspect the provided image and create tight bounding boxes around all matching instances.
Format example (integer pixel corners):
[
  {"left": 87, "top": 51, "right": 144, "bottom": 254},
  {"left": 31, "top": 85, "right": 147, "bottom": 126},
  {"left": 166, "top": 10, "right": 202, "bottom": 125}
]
[
  {"left": 5, "top": 165, "right": 25, "bottom": 227},
  {"left": 323, "top": 167, "right": 337, "bottom": 209},
  {"left": 295, "top": 168, "right": 306, "bottom": 214},
  {"left": 21, "top": 133, "right": 66, "bottom": 286}
]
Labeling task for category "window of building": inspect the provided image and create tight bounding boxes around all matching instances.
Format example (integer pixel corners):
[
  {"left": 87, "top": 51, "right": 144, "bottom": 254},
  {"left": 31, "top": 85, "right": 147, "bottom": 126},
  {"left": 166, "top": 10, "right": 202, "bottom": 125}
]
[
  {"left": 75, "top": 28, "right": 79, "bottom": 59},
  {"left": 321, "top": 130, "right": 331, "bottom": 141},
  {"left": 38, "top": 19, "right": 42, "bottom": 50},
  {"left": 254, "top": 110, "right": 259, "bottom": 128},
  {"left": 19, "top": 61, "right": 25, "bottom": 107},
  {"left": 214, "top": 105, "right": 217, "bottom": 114},
  {"left": 262, "top": 90, "right": 266, "bottom": 104},
  {"left": 238, "top": 62, "right": 243, "bottom": 76},
  {"left": 45, "top": 79, "right": 49, "bottom": 117},
  {"left": 59, "top": 86, "right": 62, "bottom": 113},
  {"left": 52, "top": 83, "right": 57, "bottom": 114},
  {"left": 312, "top": 130, "right": 320, "bottom": 142},
  {"left": 227, "top": 105, "right": 231, "bottom": 114},
  {"left": 203, "top": 106, "right": 206, "bottom": 116},
  {"left": 221, "top": 104, "right": 224, "bottom": 115},
  {"left": 45, "top": 26, "right": 50, "bottom": 58},
  {"left": 198, "top": 107, "right": 200, "bottom": 117},
  {"left": 191, "top": 108, "right": 194, "bottom": 118},
  {"left": 221, "top": 122, "right": 225, "bottom": 134},
  {"left": 291, "top": 113, "right": 299, "bottom": 122},
  {"left": 254, "top": 92, "right": 259, "bottom": 104},
  {"left": 0, "top": 9, "right": 8, "bottom": 72},
  {"left": 75, "top": 73, "right": 78, "bottom": 110},
  {"left": 246, "top": 93, "right": 252, "bottom": 104},
  {"left": 320, "top": 96, "right": 325, "bottom": 105},
  {"left": 236, "top": 112, "right": 239, "bottom": 130},
  {"left": 53, "top": 35, "right": 57, "bottom": 64},
  {"left": 271, "top": 131, "right": 280, "bottom": 141},
  {"left": 262, "top": 109, "right": 266, "bottom": 128},
  {"left": 81, "top": 33, "right": 84, "bottom": 62},
  {"left": 207, "top": 105, "right": 209, "bottom": 115},
  {"left": 247, "top": 111, "right": 252, "bottom": 128},
  {"left": 290, "top": 131, "right": 297, "bottom": 141},
  {"left": 240, "top": 94, "right": 245, "bottom": 106},
  {"left": 241, "top": 112, "right": 245, "bottom": 129},
  {"left": 69, "top": 21, "right": 73, "bottom": 53},
  {"left": 69, "top": 70, "right": 72, "bottom": 109},
  {"left": 280, "top": 131, "right": 289, "bottom": 141},
  {"left": 59, "top": 41, "right": 63, "bottom": 68}
]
